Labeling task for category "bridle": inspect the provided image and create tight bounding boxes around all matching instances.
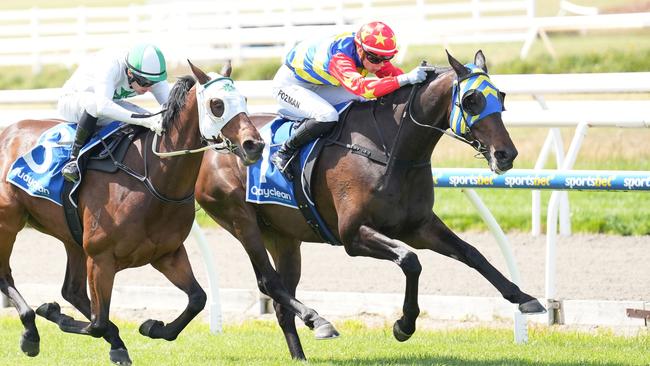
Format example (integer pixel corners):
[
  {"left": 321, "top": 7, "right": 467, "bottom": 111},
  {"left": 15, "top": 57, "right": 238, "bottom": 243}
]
[
  {"left": 402, "top": 66, "right": 489, "bottom": 156},
  {"left": 111, "top": 74, "right": 248, "bottom": 203},
  {"left": 328, "top": 66, "right": 492, "bottom": 169},
  {"left": 152, "top": 75, "right": 246, "bottom": 158}
]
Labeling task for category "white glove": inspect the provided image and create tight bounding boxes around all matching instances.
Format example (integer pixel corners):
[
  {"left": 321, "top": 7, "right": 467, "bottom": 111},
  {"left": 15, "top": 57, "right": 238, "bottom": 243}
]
[
  {"left": 124, "top": 113, "right": 164, "bottom": 135},
  {"left": 397, "top": 66, "right": 427, "bottom": 86}
]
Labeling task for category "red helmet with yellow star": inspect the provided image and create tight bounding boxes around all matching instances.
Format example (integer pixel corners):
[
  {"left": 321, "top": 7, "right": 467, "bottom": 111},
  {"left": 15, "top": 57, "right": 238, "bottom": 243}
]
[{"left": 354, "top": 21, "right": 398, "bottom": 57}]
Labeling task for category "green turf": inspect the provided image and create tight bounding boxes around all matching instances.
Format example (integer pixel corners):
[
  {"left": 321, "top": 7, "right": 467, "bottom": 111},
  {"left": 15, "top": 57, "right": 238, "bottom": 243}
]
[
  {"left": 0, "top": 317, "right": 648, "bottom": 365},
  {"left": 432, "top": 189, "right": 650, "bottom": 235}
]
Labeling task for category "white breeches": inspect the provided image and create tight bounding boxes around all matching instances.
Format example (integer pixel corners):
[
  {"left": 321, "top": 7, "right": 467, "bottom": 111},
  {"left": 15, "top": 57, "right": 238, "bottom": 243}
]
[
  {"left": 57, "top": 92, "right": 150, "bottom": 126},
  {"left": 271, "top": 64, "right": 363, "bottom": 122}
]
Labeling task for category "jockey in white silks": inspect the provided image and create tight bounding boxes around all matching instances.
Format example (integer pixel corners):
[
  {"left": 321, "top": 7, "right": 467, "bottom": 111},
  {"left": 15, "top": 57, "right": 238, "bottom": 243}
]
[{"left": 57, "top": 43, "right": 170, "bottom": 182}]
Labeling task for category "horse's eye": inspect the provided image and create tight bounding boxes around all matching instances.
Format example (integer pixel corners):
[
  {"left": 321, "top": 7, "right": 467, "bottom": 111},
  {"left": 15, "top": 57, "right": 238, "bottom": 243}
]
[{"left": 210, "top": 99, "right": 225, "bottom": 118}]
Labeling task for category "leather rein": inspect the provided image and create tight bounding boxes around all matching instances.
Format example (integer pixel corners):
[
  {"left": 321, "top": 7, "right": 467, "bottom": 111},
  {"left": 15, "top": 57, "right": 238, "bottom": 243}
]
[
  {"left": 100, "top": 121, "right": 236, "bottom": 205},
  {"left": 328, "top": 67, "right": 486, "bottom": 171}
]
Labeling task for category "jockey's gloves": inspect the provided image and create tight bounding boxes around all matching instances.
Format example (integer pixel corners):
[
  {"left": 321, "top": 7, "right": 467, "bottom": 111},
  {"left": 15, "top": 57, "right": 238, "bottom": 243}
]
[
  {"left": 124, "top": 113, "right": 164, "bottom": 135},
  {"left": 397, "top": 66, "right": 427, "bottom": 86}
]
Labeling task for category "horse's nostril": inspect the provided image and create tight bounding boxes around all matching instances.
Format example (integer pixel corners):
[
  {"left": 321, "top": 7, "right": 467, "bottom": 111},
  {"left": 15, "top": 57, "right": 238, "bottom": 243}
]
[
  {"left": 494, "top": 150, "right": 509, "bottom": 161},
  {"left": 243, "top": 140, "right": 264, "bottom": 155}
]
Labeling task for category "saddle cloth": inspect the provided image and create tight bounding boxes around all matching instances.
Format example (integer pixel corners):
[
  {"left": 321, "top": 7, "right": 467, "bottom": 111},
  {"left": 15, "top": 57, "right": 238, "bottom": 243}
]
[
  {"left": 245, "top": 119, "right": 315, "bottom": 208},
  {"left": 245, "top": 102, "right": 351, "bottom": 208},
  {"left": 6, "top": 121, "right": 123, "bottom": 206},
  {"left": 245, "top": 102, "right": 352, "bottom": 246}
]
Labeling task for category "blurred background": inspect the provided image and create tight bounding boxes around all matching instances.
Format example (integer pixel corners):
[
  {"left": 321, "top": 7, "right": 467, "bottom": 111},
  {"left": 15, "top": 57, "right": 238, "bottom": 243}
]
[
  {"left": 0, "top": 0, "right": 649, "bottom": 235},
  {"left": 0, "top": 0, "right": 648, "bottom": 83}
]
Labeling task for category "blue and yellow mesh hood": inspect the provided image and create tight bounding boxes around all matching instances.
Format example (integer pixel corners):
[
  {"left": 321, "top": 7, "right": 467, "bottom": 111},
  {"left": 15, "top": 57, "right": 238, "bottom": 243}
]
[{"left": 449, "top": 63, "right": 503, "bottom": 135}]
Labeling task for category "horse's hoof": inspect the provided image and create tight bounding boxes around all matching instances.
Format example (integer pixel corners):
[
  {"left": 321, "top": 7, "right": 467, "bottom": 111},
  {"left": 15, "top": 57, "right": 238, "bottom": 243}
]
[
  {"left": 109, "top": 347, "right": 132, "bottom": 366},
  {"left": 519, "top": 299, "right": 547, "bottom": 314},
  {"left": 139, "top": 319, "right": 164, "bottom": 338},
  {"left": 35, "top": 302, "right": 61, "bottom": 320},
  {"left": 20, "top": 334, "right": 40, "bottom": 357},
  {"left": 314, "top": 322, "right": 340, "bottom": 340},
  {"left": 392, "top": 320, "right": 414, "bottom": 342}
]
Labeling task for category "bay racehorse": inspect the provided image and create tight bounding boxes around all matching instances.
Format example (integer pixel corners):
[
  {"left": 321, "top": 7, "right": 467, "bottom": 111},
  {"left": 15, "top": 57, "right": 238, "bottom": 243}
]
[
  {"left": 195, "top": 50, "right": 546, "bottom": 360},
  {"left": 0, "top": 62, "right": 269, "bottom": 365}
]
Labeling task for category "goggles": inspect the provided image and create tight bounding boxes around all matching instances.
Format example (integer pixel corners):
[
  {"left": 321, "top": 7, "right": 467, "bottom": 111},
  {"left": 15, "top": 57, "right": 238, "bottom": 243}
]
[
  {"left": 130, "top": 72, "right": 158, "bottom": 88},
  {"left": 365, "top": 51, "right": 393, "bottom": 65}
]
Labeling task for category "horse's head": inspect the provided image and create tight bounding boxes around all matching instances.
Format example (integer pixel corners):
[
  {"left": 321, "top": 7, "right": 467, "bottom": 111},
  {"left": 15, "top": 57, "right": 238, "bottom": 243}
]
[
  {"left": 188, "top": 60, "right": 264, "bottom": 165},
  {"left": 446, "top": 50, "right": 517, "bottom": 174}
]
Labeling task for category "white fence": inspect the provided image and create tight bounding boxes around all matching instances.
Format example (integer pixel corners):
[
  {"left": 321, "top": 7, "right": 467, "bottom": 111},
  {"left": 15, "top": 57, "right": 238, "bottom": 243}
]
[
  {"left": 2, "top": 72, "right": 647, "bottom": 124},
  {"left": 0, "top": 0, "right": 534, "bottom": 71},
  {"left": 2, "top": 1, "right": 650, "bottom": 72},
  {"left": 1, "top": 71, "right": 649, "bottom": 234}
]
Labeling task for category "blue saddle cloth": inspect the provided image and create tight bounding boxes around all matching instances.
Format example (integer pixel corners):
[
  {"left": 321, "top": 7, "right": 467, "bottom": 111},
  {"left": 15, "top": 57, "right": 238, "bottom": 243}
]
[
  {"left": 245, "top": 119, "right": 317, "bottom": 208},
  {"left": 7, "top": 121, "right": 122, "bottom": 206},
  {"left": 246, "top": 102, "right": 351, "bottom": 208}
]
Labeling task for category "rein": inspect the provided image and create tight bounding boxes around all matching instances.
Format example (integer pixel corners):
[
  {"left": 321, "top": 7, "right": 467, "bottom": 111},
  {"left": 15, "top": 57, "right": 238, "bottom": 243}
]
[
  {"left": 124, "top": 74, "right": 245, "bottom": 202},
  {"left": 328, "top": 67, "right": 488, "bottom": 170},
  {"left": 404, "top": 71, "right": 487, "bottom": 155},
  {"left": 151, "top": 131, "right": 237, "bottom": 158},
  {"left": 100, "top": 131, "right": 195, "bottom": 204}
]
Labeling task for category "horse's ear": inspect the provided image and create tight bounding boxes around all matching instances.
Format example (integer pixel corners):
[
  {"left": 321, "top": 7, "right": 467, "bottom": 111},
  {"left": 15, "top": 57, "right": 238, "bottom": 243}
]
[
  {"left": 220, "top": 60, "right": 232, "bottom": 78},
  {"left": 474, "top": 50, "right": 487, "bottom": 73},
  {"left": 188, "top": 59, "right": 211, "bottom": 85},
  {"left": 446, "top": 49, "right": 468, "bottom": 78}
]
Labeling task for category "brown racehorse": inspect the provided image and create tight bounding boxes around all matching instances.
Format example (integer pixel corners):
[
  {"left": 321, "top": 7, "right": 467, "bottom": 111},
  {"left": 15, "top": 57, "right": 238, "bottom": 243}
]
[
  {"left": 0, "top": 62, "right": 268, "bottom": 365},
  {"left": 195, "top": 51, "right": 547, "bottom": 360}
]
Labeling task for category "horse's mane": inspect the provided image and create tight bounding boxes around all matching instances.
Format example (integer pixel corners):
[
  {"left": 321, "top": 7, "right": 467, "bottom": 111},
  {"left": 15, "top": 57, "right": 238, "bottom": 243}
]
[{"left": 162, "top": 75, "right": 197, "bottom": 130}]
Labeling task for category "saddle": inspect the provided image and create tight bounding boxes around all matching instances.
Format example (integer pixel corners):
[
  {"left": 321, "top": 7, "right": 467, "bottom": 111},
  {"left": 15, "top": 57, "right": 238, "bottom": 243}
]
[
  {"left": 85, "top": 125, "right": 144, "bottom": 173},
  {"left": 63, "top": 124, "right": 146, "bottom": 246}
]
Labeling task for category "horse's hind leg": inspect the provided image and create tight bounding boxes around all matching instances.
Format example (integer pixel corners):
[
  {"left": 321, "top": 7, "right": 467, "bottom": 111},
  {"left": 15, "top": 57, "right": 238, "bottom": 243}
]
[
  {"left": 263, "top": 230, "right": 306, "bottom": 360},
  {"left": 57, "top": 245, "right": 131, "bottom": 365},
  {"left": 405, "top": 215, "right": 546, "bottom": 314},
  {"left": 0, "top": 276, "right": 40, "bottom": 357},
  {"left": 0, "top": 208, "right": 40, "bottom": 356},
  {"left": 37, "top": 253, "right": 118, "bottom": 339},
  {"left": 138, "top": 244, "right": 206, "bottom": 341},
  {"left": 232, "top": 212, "right": 338, "bottom": 339},
  {"left": 343, "top": 225, "right": 422, "bottom": 342}
]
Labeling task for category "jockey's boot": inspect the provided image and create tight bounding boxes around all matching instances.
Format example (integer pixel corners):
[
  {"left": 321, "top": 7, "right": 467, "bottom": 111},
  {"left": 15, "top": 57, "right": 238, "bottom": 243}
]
[
  {"left": 271, "top": 118, "right": 335, "bottom": 180},
  {"left": 62, "top": 111, "right": 98, "bottom": 182}
]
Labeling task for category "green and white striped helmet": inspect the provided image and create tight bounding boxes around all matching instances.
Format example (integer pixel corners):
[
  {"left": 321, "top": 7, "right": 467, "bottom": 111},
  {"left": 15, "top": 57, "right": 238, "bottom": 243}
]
[{"left": 125, "top": 43, "right": 167, "bottom": 82}]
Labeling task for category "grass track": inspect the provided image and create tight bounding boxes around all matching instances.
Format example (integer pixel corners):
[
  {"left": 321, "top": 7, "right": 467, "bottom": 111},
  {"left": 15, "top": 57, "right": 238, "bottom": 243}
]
[{"left": 1, "top": 317, "right": 648, "bottom": 365}]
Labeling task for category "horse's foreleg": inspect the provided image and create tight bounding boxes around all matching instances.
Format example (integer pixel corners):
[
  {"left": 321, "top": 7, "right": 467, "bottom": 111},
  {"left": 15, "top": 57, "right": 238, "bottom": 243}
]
[
  {"left": 264, "top": 232, "right": 306, "bottom": 360},
  {"left": 60, "top": 246, "right": 130, "bottom": 365},
  {"left": 345, "top": 225, "right": 422, "bottom": 342},
  {"left": 141, "top": 245, "right": 206, "bottom": 341},
  {"left": 233, "top": 215, "right": 338, "bottom": 340},
  {"left": 405, "top": 215, "right": 546, "bottom": 314}
]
